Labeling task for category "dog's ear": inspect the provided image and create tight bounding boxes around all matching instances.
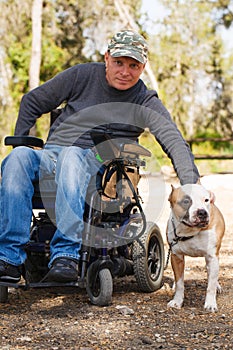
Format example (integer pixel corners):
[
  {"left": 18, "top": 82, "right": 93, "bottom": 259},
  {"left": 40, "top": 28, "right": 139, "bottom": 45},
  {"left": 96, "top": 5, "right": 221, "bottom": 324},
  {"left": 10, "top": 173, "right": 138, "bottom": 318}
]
[
  {"left": 168, "top": 184, "right": 175, "bottom": 202},
  {"left": 209, "top": 190, "right": 215, "bottom": 204}
]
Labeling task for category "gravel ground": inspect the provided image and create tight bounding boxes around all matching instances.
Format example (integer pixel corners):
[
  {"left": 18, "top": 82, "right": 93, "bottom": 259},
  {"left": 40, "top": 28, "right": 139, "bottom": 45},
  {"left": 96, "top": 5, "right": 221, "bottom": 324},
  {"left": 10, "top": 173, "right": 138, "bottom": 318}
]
[{"left": 0, "top": 173, "right": 233, "bottom": 350}]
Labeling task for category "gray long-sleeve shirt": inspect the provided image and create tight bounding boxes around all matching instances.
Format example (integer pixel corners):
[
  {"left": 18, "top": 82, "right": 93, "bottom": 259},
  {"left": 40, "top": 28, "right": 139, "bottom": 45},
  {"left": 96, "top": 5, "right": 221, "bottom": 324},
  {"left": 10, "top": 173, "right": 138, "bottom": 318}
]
[{"left": 15, "top": 62, "right": 199, "bottom": 184}]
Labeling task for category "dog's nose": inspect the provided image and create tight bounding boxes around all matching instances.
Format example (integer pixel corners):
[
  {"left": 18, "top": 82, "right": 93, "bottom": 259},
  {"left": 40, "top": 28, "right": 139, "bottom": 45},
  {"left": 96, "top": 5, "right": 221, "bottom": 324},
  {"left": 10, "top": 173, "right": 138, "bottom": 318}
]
[{"left": 197, "top": 209, "right": 208, "bottom": 220}]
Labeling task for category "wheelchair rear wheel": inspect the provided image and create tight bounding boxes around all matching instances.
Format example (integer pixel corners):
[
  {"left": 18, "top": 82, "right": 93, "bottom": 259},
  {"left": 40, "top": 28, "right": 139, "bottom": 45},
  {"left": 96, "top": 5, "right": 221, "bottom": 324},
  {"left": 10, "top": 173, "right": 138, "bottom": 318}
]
[
  {"left": 132, "top": 221, "right": 165, "bottom": 292},
  {"left": 86, "top": 266, "right": 113, "bottom": 306},
  {"left": 0, "top": 285, "right": 8, "bottom": 303}
]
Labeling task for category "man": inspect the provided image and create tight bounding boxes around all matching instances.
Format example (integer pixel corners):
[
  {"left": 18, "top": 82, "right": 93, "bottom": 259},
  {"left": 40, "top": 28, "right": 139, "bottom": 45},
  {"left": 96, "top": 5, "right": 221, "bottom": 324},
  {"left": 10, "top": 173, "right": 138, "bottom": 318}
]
[{"left": 0, "top": 29, "right": 200, "bottom": 283}]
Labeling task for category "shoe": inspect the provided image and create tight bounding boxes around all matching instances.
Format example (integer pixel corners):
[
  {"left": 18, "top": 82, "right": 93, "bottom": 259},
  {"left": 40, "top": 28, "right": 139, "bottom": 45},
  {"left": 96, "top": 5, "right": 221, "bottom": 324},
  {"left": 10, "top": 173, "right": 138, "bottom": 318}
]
[
  {"left": 0, "top": 260, "right": 21, "bottom": 283},
  {"left": 46, "top": 258, "right": 79, "bottom": 283}
]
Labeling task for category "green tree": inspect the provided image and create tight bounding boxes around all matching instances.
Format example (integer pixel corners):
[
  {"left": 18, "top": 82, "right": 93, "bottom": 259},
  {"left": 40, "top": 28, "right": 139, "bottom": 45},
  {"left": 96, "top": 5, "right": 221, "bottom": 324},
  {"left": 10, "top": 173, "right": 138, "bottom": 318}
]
[
  {"left": 206, "top": 39, "right": 233, "bottom": 136},
  {"left": 149, "top": 0, "right": 233, "bottom": 139},
  {"left": 0, "top": 0, "right": 143, "bottom": 152},
  {"left": 213, "top": 0, "right": 233, "bottom": 28},
  {"left": 0, "top": 0, "right": 33, "bottom": 155}
]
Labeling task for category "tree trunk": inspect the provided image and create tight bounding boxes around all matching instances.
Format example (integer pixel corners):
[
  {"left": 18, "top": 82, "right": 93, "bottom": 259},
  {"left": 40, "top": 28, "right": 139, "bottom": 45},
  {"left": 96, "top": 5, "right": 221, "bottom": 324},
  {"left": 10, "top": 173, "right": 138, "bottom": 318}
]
[{"left": 29, "top": 0, "right": 42, "bottom": 136}]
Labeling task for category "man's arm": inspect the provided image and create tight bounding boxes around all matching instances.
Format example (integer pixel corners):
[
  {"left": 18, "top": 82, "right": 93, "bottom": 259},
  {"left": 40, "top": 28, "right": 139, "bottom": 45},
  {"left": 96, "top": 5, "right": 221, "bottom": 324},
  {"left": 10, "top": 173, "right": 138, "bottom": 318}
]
[
  {"left": 141, "top": 96, "right": 200, "bottom": 185},
  {"left": 14, "top": 67, "right": 77, "bottom": 135}
]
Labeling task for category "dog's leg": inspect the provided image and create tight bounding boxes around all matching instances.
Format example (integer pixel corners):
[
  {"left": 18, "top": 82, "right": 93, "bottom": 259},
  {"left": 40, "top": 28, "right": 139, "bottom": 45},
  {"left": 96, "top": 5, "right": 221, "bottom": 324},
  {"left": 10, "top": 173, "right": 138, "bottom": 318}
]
[
  {"left": 204, "top": 255, "right": 219, "bottom": 312},
  {"left": 167, "top": 253, "right": 185, "bottom": 309}
]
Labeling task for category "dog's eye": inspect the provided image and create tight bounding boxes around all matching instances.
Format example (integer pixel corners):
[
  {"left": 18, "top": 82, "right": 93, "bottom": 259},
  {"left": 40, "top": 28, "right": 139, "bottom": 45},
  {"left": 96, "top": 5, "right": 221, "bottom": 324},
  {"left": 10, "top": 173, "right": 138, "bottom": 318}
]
[
  {"left": 205, "top": 198, "right": 209, "bottom": 203},
  {"left": 179, "top": 195, "right": 192, "bottom": 209}
]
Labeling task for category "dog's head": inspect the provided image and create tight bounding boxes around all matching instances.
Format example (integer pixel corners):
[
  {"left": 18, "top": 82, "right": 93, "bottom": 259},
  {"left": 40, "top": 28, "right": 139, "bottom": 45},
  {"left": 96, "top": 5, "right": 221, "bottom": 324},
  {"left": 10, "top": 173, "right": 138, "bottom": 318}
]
[{"left": 168, "top": 184, "right": 215, "bottom": 229}]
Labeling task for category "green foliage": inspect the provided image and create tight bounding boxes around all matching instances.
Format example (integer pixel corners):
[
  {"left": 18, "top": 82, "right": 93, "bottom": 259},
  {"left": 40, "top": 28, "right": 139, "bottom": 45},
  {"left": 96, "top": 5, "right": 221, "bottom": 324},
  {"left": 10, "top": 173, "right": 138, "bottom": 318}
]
[
  {"left": 2, "top": 1, "right": 32, "bottom": 107},
  {"left": 213, "top": 0, "right": 233, "bottom": 28},
  {"left": 194, "top": 130, "right": 232, "bottom": 149},
  {"left": 192, "top": 140, "right": 233, "bottom": 156},
  {"left": 139, "top": 129, "right": 233, "bottom": 175},
  {"left": 189, "top": 129, "right": 233, "bottom": 175},
  {"left": 139, "top": 130, "right": 172, "bottom": 172},
  {"left": 0, "top": 0, "right": 233, "bottom": 170},
  {"left": 196, "top": 158, "right": 233, "bottom": 175},
  {"left": 52, "top": 0, "right": 86, "bottom": 67},
  {"left": 40, "top": 39, "right": 69, "bottom": 82},
  {"left": 7, "top": 38, "right": 32, "bottom": 98},
  {"left": 150, "top": 0, "right": 233, "bottom": 140}
]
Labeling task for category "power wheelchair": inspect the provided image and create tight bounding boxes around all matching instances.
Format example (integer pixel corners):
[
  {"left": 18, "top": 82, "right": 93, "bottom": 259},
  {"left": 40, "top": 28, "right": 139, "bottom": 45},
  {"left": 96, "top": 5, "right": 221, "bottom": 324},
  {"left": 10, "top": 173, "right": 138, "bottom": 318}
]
[{"left": 0, "top": 126, "right": 165, "bottom": 306}]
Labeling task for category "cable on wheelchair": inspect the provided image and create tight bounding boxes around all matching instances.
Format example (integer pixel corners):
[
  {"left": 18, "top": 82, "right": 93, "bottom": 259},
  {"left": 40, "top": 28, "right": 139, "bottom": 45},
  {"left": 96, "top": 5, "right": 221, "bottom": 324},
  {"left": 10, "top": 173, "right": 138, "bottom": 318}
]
[
  {"left": 96, "top": 159, "right": 147, "bottom": 243},
  {"left": 115, "top": 160, "right": 147, "bottom": 242}
]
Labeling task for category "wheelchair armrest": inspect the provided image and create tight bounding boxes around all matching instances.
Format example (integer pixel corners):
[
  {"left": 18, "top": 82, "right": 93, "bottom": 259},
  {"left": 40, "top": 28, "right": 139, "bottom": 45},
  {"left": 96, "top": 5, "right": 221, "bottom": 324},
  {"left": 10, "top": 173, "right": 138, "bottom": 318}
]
[
  {"left": 4, "top": 136, "right": 44, "bottom": 149},
  {"left": 90, "top": 131, "right": 151, "bottom": 161},
  {"left": 115, "top": 141, "right": 151, "bottom": 158}
]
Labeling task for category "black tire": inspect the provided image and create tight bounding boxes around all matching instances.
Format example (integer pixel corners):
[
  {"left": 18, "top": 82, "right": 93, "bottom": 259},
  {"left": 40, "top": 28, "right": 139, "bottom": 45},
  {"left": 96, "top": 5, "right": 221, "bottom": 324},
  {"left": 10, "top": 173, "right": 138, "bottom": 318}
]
[
  {"left": 132, "top": 221, "right": 165, "bottom": 292},
  {"left": 86, "top": 266, "right": 113, "bottom": 306},
  {"left": 0, "top": 285, "right": 8, "bottom": 303}
]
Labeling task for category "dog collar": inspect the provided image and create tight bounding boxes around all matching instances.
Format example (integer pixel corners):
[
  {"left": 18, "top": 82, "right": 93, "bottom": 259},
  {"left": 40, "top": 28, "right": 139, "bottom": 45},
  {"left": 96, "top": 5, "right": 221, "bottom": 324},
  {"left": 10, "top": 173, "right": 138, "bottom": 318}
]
[
  {"left": 171, "top": 217, "right": 194, "bottom": 243},
  {"left": 165, "top": 219, "right": 194, "bottom": 270}
]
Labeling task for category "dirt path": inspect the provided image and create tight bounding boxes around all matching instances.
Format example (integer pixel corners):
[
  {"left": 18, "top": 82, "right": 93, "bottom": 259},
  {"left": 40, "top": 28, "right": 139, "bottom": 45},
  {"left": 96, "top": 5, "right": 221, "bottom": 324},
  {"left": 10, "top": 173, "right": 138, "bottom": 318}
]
[{"left": 0, "top": 173, "right": 233, "bottom": 350}]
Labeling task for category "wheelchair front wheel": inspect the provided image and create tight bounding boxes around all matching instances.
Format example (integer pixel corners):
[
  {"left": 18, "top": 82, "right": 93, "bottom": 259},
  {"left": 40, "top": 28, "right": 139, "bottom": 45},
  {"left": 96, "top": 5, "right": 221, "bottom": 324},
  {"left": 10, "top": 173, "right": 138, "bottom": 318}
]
[
  {"left": 132, "top": 221, "right": 165, "bottom": 292},
  {"left": 86, "top": 266, "right": 113, "bottom": 306},
  {"left": 0, "top": 285, "right": 8, "bottom": 303}
]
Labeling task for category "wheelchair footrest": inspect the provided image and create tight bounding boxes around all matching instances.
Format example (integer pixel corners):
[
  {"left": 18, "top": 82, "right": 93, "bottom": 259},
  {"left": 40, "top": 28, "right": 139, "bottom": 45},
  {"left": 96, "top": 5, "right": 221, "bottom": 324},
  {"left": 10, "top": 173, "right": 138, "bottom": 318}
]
[
  {"left": 28, "top": 280, "right": 86, "bottom": 288},
  {"left": 0, "top": 279, "right": 86, "bottom": 289}
]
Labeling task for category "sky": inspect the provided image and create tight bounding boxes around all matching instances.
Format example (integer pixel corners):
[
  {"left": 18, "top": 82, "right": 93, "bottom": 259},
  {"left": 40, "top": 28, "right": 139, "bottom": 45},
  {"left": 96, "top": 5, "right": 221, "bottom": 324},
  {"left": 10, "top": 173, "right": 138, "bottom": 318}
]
[
  {"left": 141, "top": 0, "right": 233, "bottom": 51},
  {"left": 141, "top": 0, "right": 166, "bottom": 34},
  {"left": 141, "top": 0, "right": 160, "bottom": 17},
  {"left": 141, "top": 0, "right": 167, "bottom": 26}
]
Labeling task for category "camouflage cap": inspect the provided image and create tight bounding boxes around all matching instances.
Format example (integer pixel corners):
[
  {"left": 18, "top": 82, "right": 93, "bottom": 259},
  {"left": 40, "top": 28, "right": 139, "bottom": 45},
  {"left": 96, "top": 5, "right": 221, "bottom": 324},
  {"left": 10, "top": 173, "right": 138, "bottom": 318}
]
[{"left": 107, "top": 30, "right": 148, "bottom": 64}]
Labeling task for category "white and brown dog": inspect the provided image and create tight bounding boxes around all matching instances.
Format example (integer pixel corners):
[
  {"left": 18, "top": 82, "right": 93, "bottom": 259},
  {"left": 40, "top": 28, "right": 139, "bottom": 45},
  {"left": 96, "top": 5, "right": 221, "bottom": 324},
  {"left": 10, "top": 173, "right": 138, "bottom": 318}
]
[{"left": 166, "top": 183, "right": 225, "bottom": 312}]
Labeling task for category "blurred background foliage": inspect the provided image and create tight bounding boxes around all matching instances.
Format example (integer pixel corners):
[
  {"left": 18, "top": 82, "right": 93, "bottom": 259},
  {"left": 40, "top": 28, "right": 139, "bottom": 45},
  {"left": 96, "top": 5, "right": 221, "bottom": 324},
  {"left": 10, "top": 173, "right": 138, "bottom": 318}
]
[{"left": 0, "top": 0, "right": 233, "bottom": 173}]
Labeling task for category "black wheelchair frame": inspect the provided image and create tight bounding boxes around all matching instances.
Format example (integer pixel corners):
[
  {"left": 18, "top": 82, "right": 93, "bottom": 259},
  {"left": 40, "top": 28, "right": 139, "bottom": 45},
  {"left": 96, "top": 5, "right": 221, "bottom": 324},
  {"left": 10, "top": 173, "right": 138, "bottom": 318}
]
[{"left": 0, "top": 131, "right": 165, "bottom": 306}]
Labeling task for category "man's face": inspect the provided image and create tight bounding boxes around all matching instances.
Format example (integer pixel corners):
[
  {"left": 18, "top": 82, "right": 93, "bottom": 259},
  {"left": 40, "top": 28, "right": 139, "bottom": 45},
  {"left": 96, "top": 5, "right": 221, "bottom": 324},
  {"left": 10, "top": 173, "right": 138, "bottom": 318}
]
[{"left": 104, "top": 52, "right": 146, "bottom": 90}]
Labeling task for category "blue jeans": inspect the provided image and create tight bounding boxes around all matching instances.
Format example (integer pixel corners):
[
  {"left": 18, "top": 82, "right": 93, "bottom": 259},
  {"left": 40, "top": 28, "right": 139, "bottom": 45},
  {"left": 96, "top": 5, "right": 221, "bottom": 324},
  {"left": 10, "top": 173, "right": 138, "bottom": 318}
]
[{"left": 0, "top": 145, "right": 100, "bottom": 267}]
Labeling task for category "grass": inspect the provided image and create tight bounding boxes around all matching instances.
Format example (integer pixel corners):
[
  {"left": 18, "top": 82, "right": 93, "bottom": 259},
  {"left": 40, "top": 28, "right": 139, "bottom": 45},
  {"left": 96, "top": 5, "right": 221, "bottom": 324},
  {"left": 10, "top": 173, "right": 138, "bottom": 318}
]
[{"left": 139, "top": 131, "right": 233, "bottom": 176}]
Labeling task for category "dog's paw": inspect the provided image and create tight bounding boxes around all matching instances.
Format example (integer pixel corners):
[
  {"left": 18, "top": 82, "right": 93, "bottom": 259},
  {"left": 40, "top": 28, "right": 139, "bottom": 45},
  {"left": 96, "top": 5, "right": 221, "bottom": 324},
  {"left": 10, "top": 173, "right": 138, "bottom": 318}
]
[
  {"left": 204, "top": 304, "right": 218, "bottom": 312},
  {"left": 217, "top": 282, "right": 223, "bottom": 294},
  {"left": 204, "top": 299, "right": 218, "bottom": 312},
  {"left": 167, "top": 299, "right": 183, "bottom": 309}
]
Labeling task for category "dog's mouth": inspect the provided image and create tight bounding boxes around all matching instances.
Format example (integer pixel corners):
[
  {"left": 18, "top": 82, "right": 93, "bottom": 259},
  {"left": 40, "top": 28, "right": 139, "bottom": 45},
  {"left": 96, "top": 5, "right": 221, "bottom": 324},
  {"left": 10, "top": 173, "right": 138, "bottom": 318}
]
[
  {"left": 181, "top": 209, "right": 209, "bottom": 228},
  {"left": 181, "top": 218, "right": 209, "bottom": 228}
]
